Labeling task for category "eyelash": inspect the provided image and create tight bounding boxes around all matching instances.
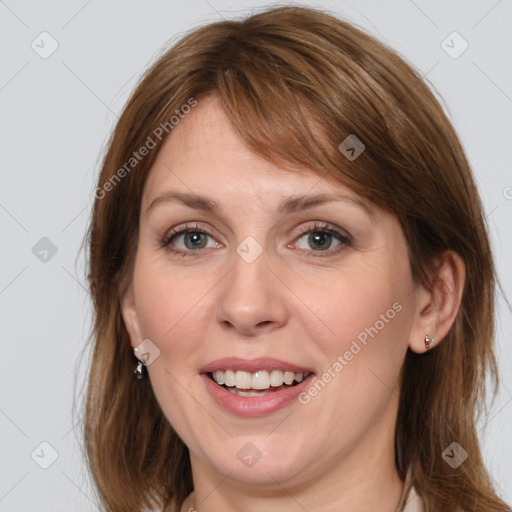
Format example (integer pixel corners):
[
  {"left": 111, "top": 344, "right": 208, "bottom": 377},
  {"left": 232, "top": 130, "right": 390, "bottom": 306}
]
[{"left": 160, "top": 221, "right": 352, "bottom": 258}]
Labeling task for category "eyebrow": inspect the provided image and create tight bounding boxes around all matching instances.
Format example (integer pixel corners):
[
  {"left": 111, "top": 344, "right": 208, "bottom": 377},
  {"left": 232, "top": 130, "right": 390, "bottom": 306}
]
[{"left": 146, "top": 191, "right": 374, "bottom": 218}]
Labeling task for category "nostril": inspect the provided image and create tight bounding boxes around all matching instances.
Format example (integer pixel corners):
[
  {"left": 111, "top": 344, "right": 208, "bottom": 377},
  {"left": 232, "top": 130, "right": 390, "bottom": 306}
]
[{"left": 256, "top": 321, "right": 274, "bottom": 331}]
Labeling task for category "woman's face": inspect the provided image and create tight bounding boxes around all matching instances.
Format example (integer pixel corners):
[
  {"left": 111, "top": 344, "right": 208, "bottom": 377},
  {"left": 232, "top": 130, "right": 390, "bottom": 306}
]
[{"left": 122, "top": 95, "right": 425, "bottom": 490}]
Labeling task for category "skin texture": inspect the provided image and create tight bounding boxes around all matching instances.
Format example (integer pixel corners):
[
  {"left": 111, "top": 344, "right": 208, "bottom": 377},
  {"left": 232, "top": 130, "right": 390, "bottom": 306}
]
[{"left": 122, "top": 95, "right": 465, "bottom": 512}]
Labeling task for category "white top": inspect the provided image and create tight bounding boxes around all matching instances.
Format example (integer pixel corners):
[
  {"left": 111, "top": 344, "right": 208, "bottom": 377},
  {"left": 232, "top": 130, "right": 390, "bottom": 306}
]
[{"left": 401, "top": 486, "right": 424, "bottom": 512}]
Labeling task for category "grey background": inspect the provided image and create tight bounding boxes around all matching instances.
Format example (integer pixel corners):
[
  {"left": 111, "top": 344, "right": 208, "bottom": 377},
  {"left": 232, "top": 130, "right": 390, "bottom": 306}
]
[{"left": 0, "top": 0, "right": 511, "bottom": 510}]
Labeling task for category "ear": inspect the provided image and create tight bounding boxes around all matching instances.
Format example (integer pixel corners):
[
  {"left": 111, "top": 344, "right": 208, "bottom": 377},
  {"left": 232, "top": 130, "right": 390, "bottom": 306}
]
[
  {"left": 408, "top": 250, "right": 465, "bottom": 353},
  {"left": 120, "top": 283, "right": 143, "bottom": 349}
]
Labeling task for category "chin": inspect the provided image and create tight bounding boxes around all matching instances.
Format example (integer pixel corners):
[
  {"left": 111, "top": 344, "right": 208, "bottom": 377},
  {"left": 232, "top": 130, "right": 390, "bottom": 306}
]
[{"left": 193, "top": 435, "right": 314, "bottom": 487}]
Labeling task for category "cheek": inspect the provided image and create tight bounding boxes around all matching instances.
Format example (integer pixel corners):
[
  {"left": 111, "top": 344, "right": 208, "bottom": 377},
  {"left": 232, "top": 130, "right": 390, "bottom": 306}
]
[
  {"left": 132, "top": 252, "right": 215, "bottom": 344},
  {"left": 294, "top": 261, "right": 413, "bottom": 428},
  {"left": 294, "top": 270, "right": 411, "bottom": 440},
  {"left": 294, "top": 260, "right": 409, "bottom": 357},
  {"left": 131, "top": 258, "right": 214, "bottom": 440}
]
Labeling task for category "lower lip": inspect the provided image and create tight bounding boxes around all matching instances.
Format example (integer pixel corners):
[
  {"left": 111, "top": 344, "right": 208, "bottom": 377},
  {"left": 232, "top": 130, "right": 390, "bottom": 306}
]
[{"left": 201, "top": 373, "right": 314, "bottom": 418}]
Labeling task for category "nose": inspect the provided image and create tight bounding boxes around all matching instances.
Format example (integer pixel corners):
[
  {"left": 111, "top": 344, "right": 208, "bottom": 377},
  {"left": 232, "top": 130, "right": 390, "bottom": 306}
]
[{"left": 215, "top": 245, "right": 290, "bottom": 337}]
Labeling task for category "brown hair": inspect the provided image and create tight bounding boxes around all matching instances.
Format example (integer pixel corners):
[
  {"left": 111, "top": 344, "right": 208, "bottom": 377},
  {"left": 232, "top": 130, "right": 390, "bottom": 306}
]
[{"left": 83, "top": 5, "right": 509, "bottom": 511}]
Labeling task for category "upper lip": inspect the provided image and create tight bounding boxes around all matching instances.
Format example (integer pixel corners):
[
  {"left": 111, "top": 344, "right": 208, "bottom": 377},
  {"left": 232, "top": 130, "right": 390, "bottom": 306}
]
[{"left": 200, "top": 357, "right": 315, "bottom": 374}]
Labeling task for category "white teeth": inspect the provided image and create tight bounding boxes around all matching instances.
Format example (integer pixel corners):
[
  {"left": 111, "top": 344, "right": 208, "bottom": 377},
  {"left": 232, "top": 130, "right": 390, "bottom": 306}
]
[
  {"left": 211, "top": 369, "right": 309, "bottom": 390},
  {"left": 235, "top": 371, "right": 252, "bottom": 389},
  {"left": 252, "top": 370, "right": 270, "bottom": 390},
  {"left": 283, "top": 371, "right": 294, "bottom": 385},
  {"left": 227, "top": 389, "right": 270, "bottom": 397},
  {"left": 224, "top": 369, "right": 236, "bottom": 387},
  {"left": 270, "top": 369, "right": 284, "bottom": 387}
]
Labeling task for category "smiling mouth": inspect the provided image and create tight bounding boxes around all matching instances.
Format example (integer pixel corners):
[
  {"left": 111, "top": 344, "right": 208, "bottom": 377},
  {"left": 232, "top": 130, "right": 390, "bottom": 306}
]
[{"left": 208, "top": 369, "right": 313, "bottom": 397}]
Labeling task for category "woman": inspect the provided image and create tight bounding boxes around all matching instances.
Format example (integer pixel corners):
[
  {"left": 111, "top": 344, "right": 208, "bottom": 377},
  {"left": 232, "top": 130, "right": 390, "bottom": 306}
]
[{"left": 84, "top": 5, "right": 510, "bottom": 511}]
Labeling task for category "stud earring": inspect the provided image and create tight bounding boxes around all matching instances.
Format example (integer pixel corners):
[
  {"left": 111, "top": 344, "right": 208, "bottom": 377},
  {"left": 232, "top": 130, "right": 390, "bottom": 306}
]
[{"left": 425, "top": 334, "right": 435, "bottom": 350}]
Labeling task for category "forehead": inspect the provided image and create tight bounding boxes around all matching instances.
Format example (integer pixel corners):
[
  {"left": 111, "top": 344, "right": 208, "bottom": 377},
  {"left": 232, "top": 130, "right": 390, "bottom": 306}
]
[{"left": 142, "top": 96, "right": 363, "bottom": 210}]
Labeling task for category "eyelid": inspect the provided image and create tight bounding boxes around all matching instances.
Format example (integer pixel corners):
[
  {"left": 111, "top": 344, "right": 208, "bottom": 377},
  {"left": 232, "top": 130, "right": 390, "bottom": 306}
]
[
  {"left": 291, "top": 220, "right": 351, "bottom": 241},
  {"left": 288, "top": 221, "right": 352, "bottom": 256},
  {"left": 160, "top": 220, "right": 352, "bottom": 256},
  {"left": 160, "top": 221, "right": 221, "bottom": 247}
]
